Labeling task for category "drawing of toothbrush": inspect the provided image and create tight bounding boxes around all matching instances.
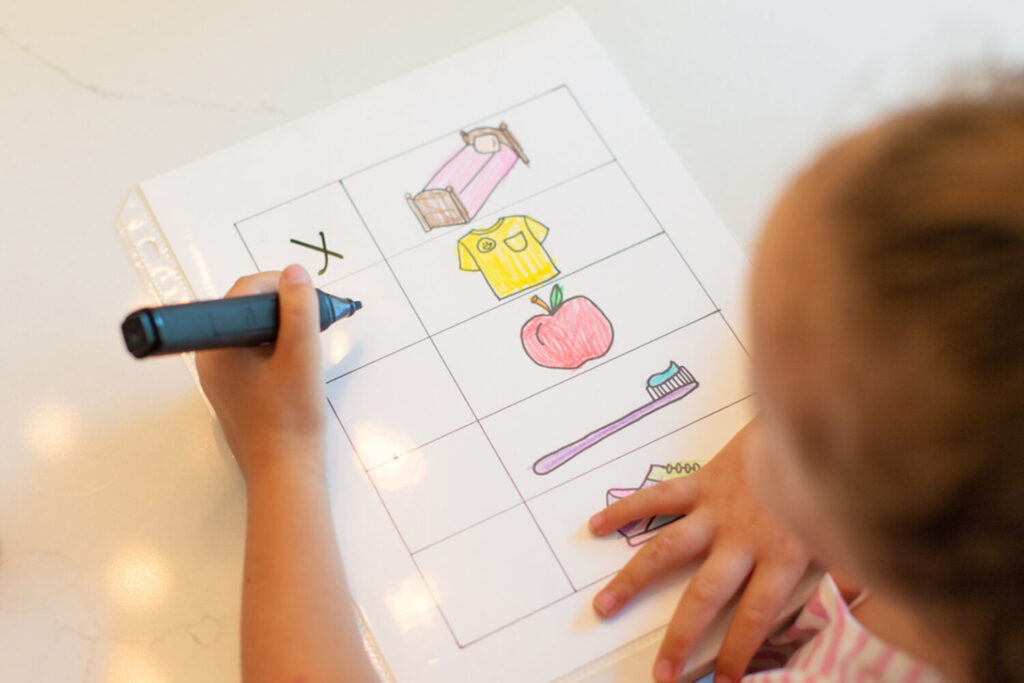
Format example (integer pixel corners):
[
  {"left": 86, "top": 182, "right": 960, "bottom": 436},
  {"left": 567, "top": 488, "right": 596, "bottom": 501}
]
[{"left": 532, "top": 361, "right": 699, "bottom": 475}]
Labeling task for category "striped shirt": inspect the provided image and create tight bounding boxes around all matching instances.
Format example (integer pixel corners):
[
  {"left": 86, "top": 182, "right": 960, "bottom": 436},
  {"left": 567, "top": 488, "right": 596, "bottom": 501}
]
[{"left": 741, "top": 575, "right": 947, "bottom": 682}]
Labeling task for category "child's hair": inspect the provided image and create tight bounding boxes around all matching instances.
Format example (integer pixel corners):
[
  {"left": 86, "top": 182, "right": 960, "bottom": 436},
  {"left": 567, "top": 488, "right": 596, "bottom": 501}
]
[{"left": 801, "top": 73, "right": 1024, "bottom": 681}]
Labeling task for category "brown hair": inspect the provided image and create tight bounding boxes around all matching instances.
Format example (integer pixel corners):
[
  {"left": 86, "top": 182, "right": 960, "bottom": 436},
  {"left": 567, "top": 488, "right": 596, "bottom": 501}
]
[{"left": 812, "top": 74, "right": 1024, "bottom": 681}]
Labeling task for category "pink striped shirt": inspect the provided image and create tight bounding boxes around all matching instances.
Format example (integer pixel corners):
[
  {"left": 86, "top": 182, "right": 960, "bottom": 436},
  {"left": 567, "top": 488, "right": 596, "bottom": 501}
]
[{"left": 741, "top": 575, "right": 947, "bottom": 682}]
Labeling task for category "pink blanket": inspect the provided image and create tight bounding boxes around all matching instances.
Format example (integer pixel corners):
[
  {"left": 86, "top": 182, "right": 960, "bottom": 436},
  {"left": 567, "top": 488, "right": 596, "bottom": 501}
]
[{"left": 425, "top": 143, "right": 520, "bottom": 217}]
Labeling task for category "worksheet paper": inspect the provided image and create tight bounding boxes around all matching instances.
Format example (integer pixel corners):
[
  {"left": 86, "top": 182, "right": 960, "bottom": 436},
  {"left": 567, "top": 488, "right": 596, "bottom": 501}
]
[{"left": 139, "top": 11, "right": 756, "bottom": 682}]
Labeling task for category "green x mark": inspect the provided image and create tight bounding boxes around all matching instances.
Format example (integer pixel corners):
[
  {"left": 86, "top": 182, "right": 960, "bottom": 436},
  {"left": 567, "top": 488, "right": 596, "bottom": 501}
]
[{"left": 290, "top": 231, "right": 344, "bottom": 275}]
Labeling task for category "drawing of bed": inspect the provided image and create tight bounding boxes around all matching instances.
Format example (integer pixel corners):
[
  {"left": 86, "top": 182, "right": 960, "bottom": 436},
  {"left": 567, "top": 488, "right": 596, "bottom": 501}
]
[{"left": 406, "top": 122, "right": 529, "bottom": 232}]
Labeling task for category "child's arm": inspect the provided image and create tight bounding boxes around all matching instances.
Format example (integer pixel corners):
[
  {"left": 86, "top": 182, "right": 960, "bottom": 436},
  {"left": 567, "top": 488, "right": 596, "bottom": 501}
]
[
  {"left": 196, "top": 266, "right": 376, "bottom": 683},
  {"left": 589, "top": 423, "right": 811, "bottom": 683}
]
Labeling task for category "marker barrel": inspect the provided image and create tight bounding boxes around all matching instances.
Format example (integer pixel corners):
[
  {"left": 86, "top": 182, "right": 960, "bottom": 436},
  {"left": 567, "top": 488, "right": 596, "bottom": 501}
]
[{"left": 122, "top": 291, "right": 361, "bottom": 358}]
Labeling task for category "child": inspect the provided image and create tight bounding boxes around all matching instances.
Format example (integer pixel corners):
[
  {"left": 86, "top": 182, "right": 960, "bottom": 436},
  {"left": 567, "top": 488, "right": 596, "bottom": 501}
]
[
  {"left": 588, "top": 75, "right": 1024, "bottom": 681},
  {"left": 196, "top": 267, "right": 378, "bottom": 683},
  {"left": 197, "top": 76, "right": 1024, "bottom": 682}
]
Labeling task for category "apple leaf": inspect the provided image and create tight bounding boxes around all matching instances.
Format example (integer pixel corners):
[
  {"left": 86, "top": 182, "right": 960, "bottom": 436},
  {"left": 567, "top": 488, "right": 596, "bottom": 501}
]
[{"left": 550, "top": 284, "right": 564, "bottom": 311}]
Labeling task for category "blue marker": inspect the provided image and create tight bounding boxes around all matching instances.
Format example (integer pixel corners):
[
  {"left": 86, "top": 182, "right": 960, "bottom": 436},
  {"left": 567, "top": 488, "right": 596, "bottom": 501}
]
[{"left": 121, "top": 290, "right": 362, "bottom": 358}]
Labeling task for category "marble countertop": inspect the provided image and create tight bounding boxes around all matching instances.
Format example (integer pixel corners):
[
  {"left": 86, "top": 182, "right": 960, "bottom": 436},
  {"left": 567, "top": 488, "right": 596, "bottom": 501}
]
[{"left": 1, "top": 1, "right": 1021, "bottom": 680}]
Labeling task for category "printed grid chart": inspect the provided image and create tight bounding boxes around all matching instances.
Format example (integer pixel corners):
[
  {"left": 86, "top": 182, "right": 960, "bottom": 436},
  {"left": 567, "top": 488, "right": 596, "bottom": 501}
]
[{"left": 234, "top": 86, "right": 752, "bottom": 647}]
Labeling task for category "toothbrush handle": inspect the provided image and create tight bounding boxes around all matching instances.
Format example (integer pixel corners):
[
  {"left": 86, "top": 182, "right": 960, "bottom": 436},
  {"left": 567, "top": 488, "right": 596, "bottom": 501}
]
[{"left": 532, "top": 383, "right": 697, "bottom": 475}]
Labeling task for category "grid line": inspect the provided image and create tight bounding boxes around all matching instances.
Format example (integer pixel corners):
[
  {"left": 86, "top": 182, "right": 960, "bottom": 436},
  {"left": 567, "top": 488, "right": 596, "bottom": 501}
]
[
  {"left": 233, "top": 84, "right": 750, "bottom": 650},
  {"left": 337, "top": 177, "right": 578, "bottom": 630},
  {"left": 561, "top": 88, "right": 750, "bottom": 358},
  {"left": 326, "top": 398, "right": 463, "bottom": 646},
  {"left": 323, "top": 229, "right": 669, "bottom": 385},
  {"left": 359, "top": 308, "right": 722, "bottom": 476},
  {"left": 233, "top": 85, "right": 569, "bottom": 226}
]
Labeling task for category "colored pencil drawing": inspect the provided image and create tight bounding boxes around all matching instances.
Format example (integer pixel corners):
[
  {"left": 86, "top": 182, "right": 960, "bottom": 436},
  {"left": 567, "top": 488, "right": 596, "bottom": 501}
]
[
  {"left": 521, "top": 284, "right": 613, "bottom": 369},
  {"left": 532, "top": 361, "right": 699, "bottom": 475},
  {"left": 458, "top": 215, "right": 558, "bottom": 299},
  {"left": 407, "top": 122, "right": 529, "bottom": 232},
  {"left": 606, "top": 461, "right": 701, "bottom": 546}
]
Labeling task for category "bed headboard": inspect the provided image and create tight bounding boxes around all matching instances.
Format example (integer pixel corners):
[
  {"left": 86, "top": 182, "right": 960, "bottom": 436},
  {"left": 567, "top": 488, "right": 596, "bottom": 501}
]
[{"left": 461, "top": 122, "right": 530, "bottom": 166}]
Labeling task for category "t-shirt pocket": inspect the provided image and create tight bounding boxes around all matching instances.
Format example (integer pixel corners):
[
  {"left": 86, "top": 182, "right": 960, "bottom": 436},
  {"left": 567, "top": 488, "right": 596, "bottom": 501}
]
[{"left": 504, "top": 231, "right": 528, "bottom": 252}]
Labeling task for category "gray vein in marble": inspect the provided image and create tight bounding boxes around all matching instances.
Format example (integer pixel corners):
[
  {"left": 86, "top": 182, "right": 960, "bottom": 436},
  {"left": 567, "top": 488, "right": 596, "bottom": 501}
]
[
  {"left": 0, "top": 21, "right": 291, "bottom": 116},
  {"left": 146, "top": 612, "right": 228, "bottom": 649},
  {"left": 2, "top": 596, "right": 228, "bottom": 666},
  {"left": 0, "top": 547, "right": 228, "bottom": 675},
  {"left": 54, "top": 623, "right": 98, "bottom": 680},
  {"left": 4, "top": 600, "right": 227, "bottom": 648},
  {"left": 185, "top": 613, "right": 225, "bottom": 647},
  {"left": 0, "top": 22, "right": 130, "bottom": 100}
]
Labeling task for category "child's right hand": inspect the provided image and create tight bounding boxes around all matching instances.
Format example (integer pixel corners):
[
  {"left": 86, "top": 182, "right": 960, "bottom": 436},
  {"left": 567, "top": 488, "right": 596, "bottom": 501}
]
[
  {"left": 195, "top": 266, "right": 327, "bottom": 483},
  {"left": 198, "top": 267, "right": 376, "bottom": 682},
  {"left": 588, "top": 422, "right": 812, "bottom": 683}
]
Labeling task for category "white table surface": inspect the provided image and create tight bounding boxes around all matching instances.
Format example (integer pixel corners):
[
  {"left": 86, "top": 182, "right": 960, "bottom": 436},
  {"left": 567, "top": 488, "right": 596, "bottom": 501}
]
[{"left": 1, "top": 1, "right": 1022, "bottom": 681}]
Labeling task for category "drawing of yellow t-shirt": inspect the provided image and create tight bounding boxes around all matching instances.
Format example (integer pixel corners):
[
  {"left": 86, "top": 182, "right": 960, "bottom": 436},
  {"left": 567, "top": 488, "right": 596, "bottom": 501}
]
[{"left": 457, "top": 216, "right": 559, "bottom": 299}]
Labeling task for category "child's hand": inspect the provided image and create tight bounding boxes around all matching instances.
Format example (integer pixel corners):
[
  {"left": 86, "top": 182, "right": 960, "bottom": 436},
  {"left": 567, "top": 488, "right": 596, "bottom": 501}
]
[
  {"left": 195, "top": 266, "right": 327, "bottom": 483},
  {"left": 198, "top": 267, "right": 375, "bottom": 681},
  {"left": 588, "top": 422, "right": 811, "bottom": 683}
]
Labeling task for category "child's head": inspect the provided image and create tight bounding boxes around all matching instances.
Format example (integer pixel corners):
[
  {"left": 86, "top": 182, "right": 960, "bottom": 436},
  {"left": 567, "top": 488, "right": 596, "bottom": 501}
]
[{"left": 747, "top": 74, "right": 1024, "bottom": 680}]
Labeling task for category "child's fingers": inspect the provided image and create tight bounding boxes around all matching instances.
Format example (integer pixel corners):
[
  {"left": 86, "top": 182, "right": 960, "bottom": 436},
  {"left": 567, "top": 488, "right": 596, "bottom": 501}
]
[
  {"left": 589, "top": 475, "right": 699, "bottom": 536},
  {"left": 196, "top": 272, "right": 281, "bottom": 387},
  {"left": 197, "top": 272, "right": 283, "bottom": 383},
  {"left": 714, "top": 561, "right": 807, "bottom": 681},
  {"left": 274, "top": 265, "right": 321, "bottom": 370},
  {"left": 652, "top": 549, "right": 755, "bottom": 683},
  {"left": 592, "top": 508, "right": 714, "bottom": 617},
  {"left": 225, "top": 271, "right": 282, "bottom": 298}
]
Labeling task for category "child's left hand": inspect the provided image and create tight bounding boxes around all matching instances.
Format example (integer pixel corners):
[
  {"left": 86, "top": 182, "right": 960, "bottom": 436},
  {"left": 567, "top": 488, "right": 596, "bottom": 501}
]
[{"left": 588, "top": 422, "right": 811, "bottom": 683}]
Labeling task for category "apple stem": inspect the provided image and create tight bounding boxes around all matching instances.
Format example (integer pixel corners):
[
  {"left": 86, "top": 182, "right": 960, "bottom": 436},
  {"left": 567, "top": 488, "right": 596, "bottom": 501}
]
[{"left": 530, "top": 295, "right": 551, "bottom": 313}]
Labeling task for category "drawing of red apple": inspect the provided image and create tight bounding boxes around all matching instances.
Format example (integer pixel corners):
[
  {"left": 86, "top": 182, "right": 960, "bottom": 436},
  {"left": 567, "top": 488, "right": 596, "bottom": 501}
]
[{"left": 521, "top": 284, "right": 614, "bottom": 369}]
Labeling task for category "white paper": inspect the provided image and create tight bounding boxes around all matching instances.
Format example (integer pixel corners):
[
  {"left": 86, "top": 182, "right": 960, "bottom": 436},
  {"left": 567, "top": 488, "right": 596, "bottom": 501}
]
[{"left": 140, "top": 10, "right": 756, "bottom": 682}]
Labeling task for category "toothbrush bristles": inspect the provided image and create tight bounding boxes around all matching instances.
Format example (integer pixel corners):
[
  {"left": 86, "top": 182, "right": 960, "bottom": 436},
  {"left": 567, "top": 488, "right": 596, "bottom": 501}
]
[{"left": 646, "top": 366, "right": 697, "bottom": 399}]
